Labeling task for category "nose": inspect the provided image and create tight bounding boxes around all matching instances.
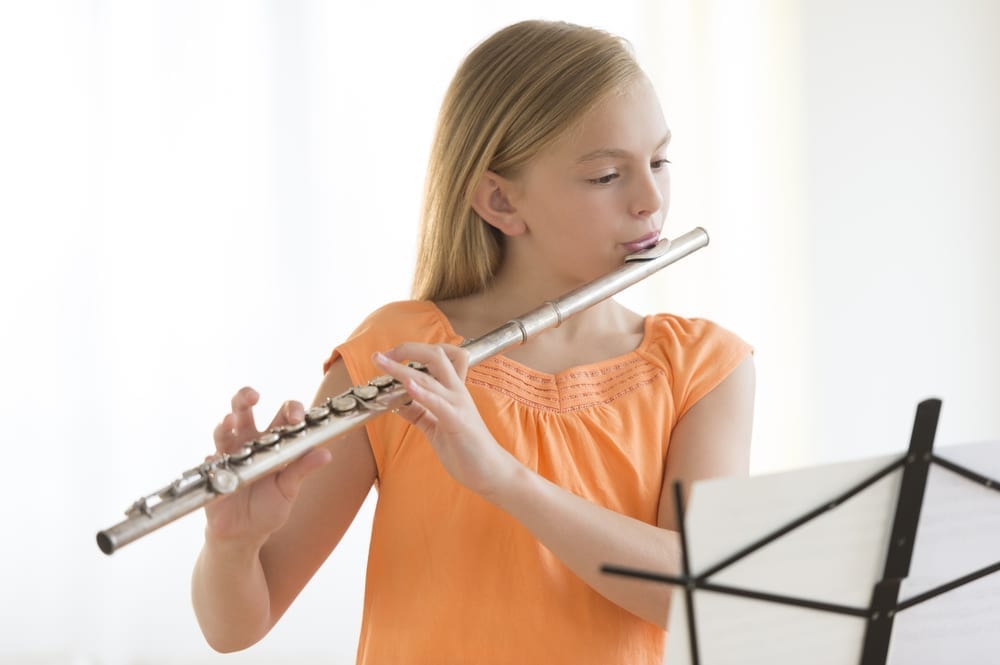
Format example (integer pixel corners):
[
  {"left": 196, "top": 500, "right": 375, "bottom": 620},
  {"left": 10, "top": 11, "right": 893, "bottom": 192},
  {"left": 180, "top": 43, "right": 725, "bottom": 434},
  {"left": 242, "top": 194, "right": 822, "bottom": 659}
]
[{"left": 630, "top": 167, "right": 667, "bottom": 219}]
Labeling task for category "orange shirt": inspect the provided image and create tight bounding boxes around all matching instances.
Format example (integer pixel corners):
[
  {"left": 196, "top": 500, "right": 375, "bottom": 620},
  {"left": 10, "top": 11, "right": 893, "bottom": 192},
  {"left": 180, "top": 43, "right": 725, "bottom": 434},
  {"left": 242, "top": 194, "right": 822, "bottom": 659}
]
[{"left": 326, "top": 300, "right": 751, "bottom": 665}]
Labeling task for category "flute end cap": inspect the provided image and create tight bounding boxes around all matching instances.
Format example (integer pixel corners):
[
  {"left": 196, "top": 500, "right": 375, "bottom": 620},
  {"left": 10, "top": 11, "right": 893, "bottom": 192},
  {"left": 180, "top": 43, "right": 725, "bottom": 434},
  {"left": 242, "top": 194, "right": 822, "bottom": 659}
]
[{"left": 96, "top": 531, "right": 115, "bottom": 555}]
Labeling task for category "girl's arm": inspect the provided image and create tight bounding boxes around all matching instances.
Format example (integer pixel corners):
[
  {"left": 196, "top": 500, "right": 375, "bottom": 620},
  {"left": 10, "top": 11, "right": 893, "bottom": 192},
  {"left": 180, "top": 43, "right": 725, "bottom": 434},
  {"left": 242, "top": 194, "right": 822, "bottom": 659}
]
[
  {"left": 375, "top": 345, "right": 754, "bottom": 627},
  {"left": 191, "top": 359, "right": 377, "bottom": 652},
  {"left": 496, "top": 356, "right": 755, "bottom": 626}
]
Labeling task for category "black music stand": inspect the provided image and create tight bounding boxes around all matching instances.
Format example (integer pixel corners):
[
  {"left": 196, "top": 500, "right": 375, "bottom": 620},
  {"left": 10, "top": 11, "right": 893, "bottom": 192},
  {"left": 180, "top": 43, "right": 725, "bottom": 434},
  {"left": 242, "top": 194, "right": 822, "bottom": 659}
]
[{"left": 603, "top": 399, "right": 1000, "bottom": 664}]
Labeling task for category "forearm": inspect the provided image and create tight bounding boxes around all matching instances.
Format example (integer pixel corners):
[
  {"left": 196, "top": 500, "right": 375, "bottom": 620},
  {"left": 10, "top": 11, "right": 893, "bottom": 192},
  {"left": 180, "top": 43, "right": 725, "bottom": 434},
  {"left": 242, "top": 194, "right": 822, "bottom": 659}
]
[
  {"left": 490, "top": 464, "right": 679, "bottom": 627},
  {"left": 191, "top": 536, "right": 273, "bottom": 653}
]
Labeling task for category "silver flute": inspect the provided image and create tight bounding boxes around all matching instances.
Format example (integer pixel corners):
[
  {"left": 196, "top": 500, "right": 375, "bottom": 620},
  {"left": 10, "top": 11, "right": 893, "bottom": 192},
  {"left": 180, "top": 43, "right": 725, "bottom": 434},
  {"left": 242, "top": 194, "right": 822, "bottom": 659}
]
[{"left": 96, "top": 227, "right": 709, "bottom": 554}]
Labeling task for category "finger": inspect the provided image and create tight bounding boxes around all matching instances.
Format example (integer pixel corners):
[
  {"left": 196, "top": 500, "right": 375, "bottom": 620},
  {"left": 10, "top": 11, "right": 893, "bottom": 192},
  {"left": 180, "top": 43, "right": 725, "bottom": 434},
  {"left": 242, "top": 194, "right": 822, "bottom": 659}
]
[
  {"left": 437, "top": 344, "right": 470, "bottom": 382},
  {"left": 230, "top": 386, "right": 260, "bottom": 439},
  {"left": 266, "top": 400, "right": 305, "bottom": 431},
  {"left": 373, "top": 349, "right": 427, "bottom": 386},
  {"left": 273, "top": 447, "right": 333, "bottom": 503},
  {"left": 212, "top": 413, "right": 240, "bottom": 454},
  {"left": 394, "top": 403, "right": 437, "bottom": 430},
  {"left": 397, "top": 377, "right": 447, "bottom": 425}
]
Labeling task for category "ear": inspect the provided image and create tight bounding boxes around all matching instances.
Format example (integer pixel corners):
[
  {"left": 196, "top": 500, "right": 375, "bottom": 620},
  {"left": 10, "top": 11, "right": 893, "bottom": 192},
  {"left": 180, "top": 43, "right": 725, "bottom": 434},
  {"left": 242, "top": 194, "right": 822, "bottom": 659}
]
[{"left": 471, "top": 171, "right": 527, "bottom": 237}]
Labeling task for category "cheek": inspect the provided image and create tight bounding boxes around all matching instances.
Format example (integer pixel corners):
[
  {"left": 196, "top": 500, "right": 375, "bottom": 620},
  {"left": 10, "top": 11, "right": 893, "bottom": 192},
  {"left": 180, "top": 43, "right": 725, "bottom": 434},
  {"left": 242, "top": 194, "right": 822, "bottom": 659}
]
[
  {"left": 535, "top": 186, "right": 596, "bottom": 228},
  {"left": 659, "top": 172, "right": 672, "bottom": 214}
]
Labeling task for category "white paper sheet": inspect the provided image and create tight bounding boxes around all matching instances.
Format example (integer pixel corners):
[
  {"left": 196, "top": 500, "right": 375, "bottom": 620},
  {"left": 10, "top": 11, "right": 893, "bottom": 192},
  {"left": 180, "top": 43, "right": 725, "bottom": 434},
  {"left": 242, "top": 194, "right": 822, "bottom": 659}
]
[
  {"left": 887, "top": 440, "right": 1000, "bottom": 663},
  {"left": 662, "top": 440, "right": 1000, "bottom": 665}
]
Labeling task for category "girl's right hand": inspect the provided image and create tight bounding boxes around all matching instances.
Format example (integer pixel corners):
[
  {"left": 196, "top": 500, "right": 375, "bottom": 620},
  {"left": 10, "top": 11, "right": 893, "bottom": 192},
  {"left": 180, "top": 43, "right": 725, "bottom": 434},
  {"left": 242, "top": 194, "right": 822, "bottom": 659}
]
[{"left": 204, "top": 387, "right": 333, "bottom": 547}]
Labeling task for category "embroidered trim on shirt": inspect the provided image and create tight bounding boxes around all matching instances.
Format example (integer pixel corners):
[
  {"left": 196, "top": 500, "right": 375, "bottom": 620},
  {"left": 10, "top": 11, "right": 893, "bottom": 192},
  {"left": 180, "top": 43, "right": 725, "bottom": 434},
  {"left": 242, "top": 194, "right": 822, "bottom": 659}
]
[{"left": 468, "top": 355, "right": 664, "bottom": 413}]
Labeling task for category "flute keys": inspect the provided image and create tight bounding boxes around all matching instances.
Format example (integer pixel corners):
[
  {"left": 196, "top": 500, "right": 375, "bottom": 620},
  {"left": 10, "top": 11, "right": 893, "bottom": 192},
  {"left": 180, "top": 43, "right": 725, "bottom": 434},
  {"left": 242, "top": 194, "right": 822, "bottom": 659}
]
[
  {"left": 278, "top": 420, "right": 307, "bottom": 436},
  {"left": 209, "top": 468, "right": 240, "bottom": 495},
  {"left": 329, "top": 395, "right": 358, "bottom": 414},
  {"left": 370, "top": 375, "right": 394, "bottom": 390},
  {"left": 305, "top": 405, "right": 331, "bottom": 424},
  {"left": 253, "top": 432, "right": 281, "bottom": 450},
  {"left": 352, "top": 385, "right": 379, "bottom": 401},
  {"left": 228, "top": 444, "right": 255, "bottom": 465}
]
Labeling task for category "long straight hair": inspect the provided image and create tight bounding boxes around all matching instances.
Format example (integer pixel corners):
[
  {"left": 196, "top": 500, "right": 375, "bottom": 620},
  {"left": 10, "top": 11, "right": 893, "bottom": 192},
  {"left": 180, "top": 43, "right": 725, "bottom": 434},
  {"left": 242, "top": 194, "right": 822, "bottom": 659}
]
[{"left": 411, "top": 20, "right": 642, "bottom": 301}]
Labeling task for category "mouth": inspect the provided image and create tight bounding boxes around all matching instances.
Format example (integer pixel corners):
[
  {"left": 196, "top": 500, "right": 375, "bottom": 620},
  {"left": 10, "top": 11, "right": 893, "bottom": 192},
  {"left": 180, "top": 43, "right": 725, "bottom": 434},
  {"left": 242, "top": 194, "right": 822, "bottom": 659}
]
[{"left": 621, "top": 231, "right": 661, "bottom": 253}]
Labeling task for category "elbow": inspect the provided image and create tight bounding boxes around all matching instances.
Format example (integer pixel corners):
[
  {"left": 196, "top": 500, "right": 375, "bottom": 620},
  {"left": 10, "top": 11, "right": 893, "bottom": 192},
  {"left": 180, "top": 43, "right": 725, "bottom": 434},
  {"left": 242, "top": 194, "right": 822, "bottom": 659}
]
[
  {"left": 205, "top": 638, "right": 238, "bottom": 655},
  {"left": 203, "top": 631, "right": 262, "bottom": 654},
  {"left": 194, "top": 609, "right": 269, "bottom": 654}
]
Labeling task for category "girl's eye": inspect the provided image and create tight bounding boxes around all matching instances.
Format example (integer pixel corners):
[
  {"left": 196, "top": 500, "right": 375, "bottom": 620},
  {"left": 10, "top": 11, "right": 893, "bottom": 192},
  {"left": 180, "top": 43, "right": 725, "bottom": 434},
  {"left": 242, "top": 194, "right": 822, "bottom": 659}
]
[
  {"left": 652, "top": 158, "right": 671, "bottom": 169},
  {"left": 588, "top": 173, "right": 618, "bottom": 185}
]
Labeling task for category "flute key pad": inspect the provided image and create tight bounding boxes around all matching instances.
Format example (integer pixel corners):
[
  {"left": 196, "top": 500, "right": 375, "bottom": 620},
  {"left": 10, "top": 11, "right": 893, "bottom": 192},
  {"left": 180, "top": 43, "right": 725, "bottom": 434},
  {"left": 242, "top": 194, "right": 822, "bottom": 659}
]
[
  {"left": 370, "top": 374, "right": 395, "bottom": 390},
  {"left": 253, "top": 432, "right": 281, "bottom": 450},
  {"left": 329, "top": 395, "right": 358, "bottom": 414},
  {"left": 209, "top": 468, "right": 240, "bottom": 495},
  {"left": 352, "top": 385, "right": 379, "bottom": 401},
  {"left": 305, "top": 405, "right": 331, "bottom": 424}
]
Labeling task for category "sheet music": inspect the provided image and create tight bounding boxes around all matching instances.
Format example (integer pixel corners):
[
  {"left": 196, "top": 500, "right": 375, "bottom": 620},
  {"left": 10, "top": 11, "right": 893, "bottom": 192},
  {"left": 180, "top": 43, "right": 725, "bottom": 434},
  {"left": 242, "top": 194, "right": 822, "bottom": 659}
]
[
  {"left": 663, "top": 440, "right": 1000, "bottom": 665},
  {"left": 887, "top": 440, "right": 1000, "bottom": 663}
]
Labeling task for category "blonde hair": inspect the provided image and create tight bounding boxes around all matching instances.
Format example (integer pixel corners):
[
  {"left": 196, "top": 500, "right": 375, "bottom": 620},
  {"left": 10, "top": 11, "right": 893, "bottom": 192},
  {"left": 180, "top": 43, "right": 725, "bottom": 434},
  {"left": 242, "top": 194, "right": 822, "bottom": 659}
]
[{"left": 411, "top": 20, "right": 643, "bottom": 301}]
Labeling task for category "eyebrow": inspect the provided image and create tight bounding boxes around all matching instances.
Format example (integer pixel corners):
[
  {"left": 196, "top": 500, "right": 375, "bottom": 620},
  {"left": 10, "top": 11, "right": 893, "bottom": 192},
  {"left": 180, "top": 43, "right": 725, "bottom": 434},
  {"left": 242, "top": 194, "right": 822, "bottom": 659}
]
[{"left": 575, "top": 131, "right": 672, "bottom": 164}]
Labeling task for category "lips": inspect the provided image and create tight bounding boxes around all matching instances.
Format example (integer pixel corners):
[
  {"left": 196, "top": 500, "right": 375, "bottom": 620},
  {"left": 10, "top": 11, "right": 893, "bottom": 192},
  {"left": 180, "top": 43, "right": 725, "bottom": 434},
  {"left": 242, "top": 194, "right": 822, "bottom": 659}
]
[{"left": 621, "top": 231, "right": 661, "bottom": 253}]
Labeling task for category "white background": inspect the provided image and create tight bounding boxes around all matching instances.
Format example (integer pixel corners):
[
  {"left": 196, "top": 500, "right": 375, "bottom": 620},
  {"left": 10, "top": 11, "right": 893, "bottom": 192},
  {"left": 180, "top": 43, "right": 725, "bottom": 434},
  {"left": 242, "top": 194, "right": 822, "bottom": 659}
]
[{"left": 1, "top": 1, "right": 997, "bottom": 663}]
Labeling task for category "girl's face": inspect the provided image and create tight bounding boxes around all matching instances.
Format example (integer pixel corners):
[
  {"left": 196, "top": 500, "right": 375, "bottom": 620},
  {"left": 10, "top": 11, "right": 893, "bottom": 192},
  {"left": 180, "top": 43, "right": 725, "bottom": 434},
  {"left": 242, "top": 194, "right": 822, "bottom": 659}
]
[{"left": 507, "top": 76, "right": 671, "bottom": 284}]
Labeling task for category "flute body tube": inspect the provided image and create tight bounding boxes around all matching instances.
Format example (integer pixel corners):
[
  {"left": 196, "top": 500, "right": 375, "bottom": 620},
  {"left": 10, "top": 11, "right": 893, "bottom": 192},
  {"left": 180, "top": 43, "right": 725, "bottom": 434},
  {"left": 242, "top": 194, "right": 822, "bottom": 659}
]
[{"left": 97, "top": 227, "right": 709, "bottom": 554}]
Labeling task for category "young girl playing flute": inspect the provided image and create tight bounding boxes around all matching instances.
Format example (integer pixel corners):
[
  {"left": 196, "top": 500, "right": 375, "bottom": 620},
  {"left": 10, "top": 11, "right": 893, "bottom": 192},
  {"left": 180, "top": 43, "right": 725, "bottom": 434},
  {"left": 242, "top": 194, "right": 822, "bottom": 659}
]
[{"left": 192, "top": 19, "right": 755, "bottom": 664}]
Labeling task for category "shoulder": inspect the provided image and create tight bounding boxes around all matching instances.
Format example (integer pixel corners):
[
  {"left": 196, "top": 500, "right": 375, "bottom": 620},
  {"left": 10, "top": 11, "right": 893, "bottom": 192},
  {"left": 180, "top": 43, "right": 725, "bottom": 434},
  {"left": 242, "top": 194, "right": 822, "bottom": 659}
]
[
  {"left": 324, "top": 300, "right": 457, "bottom": 375},
  {"left": 348, "top": 300, "right": 448, "bottom": 338},
  {"left": 641, "top": 313, "right": 753, "bottom": 418},
  {"left": 644, "top": 313, "right": 751, "bottom": 359}
]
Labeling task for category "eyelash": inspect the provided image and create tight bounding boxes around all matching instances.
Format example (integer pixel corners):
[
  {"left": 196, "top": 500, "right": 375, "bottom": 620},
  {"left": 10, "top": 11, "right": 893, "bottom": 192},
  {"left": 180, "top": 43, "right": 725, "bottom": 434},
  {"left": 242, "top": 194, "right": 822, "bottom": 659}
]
[{"left": 587, "top": 159, "right": 671, "bottom": 185}]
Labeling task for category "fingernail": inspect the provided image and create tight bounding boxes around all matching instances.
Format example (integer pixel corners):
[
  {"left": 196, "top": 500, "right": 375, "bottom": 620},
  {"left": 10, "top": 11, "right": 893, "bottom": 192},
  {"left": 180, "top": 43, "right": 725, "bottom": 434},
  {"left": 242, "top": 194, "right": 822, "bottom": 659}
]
[{"left": 373, "top": 351, "right": 387, "bottom": 364}]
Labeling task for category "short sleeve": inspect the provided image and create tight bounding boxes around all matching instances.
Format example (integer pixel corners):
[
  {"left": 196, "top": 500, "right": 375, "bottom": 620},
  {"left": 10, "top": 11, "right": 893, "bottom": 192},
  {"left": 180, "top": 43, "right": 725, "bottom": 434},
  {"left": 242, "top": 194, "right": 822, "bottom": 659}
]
[
  {"left": 322, "top": 301, "right": 456, "bottom": 478},
  {"left": 641, "top": 315, "right": 753, "bottom": 422}
]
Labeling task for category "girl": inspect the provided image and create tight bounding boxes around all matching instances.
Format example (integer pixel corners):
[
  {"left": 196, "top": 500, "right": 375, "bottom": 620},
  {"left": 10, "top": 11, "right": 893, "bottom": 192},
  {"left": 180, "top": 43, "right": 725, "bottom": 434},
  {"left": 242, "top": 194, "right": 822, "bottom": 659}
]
[{"left": 192, "top": 19, "right": 755, "bottom": 664}]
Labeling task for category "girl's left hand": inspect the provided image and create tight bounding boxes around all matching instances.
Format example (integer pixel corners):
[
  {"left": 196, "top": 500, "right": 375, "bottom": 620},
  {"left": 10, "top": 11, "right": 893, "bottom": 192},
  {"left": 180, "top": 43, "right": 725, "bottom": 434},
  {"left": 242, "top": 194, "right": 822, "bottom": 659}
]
[{"left": 373, "top": 343, "right": 519, "bottom": 499}]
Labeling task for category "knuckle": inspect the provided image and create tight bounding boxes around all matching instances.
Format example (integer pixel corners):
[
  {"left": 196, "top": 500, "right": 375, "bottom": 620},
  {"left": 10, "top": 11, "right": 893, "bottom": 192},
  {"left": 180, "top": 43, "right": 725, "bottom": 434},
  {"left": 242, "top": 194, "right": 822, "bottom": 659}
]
[
  {"left": 282, "top": 401, "right": 304, "bottom": 422},
  {"left": 213, "top": 417, "right": 235, "bottom": 439}
]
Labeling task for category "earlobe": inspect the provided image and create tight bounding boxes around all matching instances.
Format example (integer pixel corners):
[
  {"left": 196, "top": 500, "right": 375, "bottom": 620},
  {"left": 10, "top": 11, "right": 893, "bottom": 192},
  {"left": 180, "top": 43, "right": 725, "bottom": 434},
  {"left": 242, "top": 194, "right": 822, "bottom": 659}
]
[{"left": 471, "top": 171, "right": 527, "bottom": 237}]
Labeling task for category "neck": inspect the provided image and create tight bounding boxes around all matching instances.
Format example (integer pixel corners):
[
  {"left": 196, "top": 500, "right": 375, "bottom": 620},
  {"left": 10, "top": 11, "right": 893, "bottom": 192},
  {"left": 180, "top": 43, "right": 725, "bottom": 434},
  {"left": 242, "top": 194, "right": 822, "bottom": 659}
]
[
  {"left": 435, "top": 281, "right": 645, "bottom": 376},
  {"left": 436, "top": 255, "right": 638, "bottom": 343}
]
